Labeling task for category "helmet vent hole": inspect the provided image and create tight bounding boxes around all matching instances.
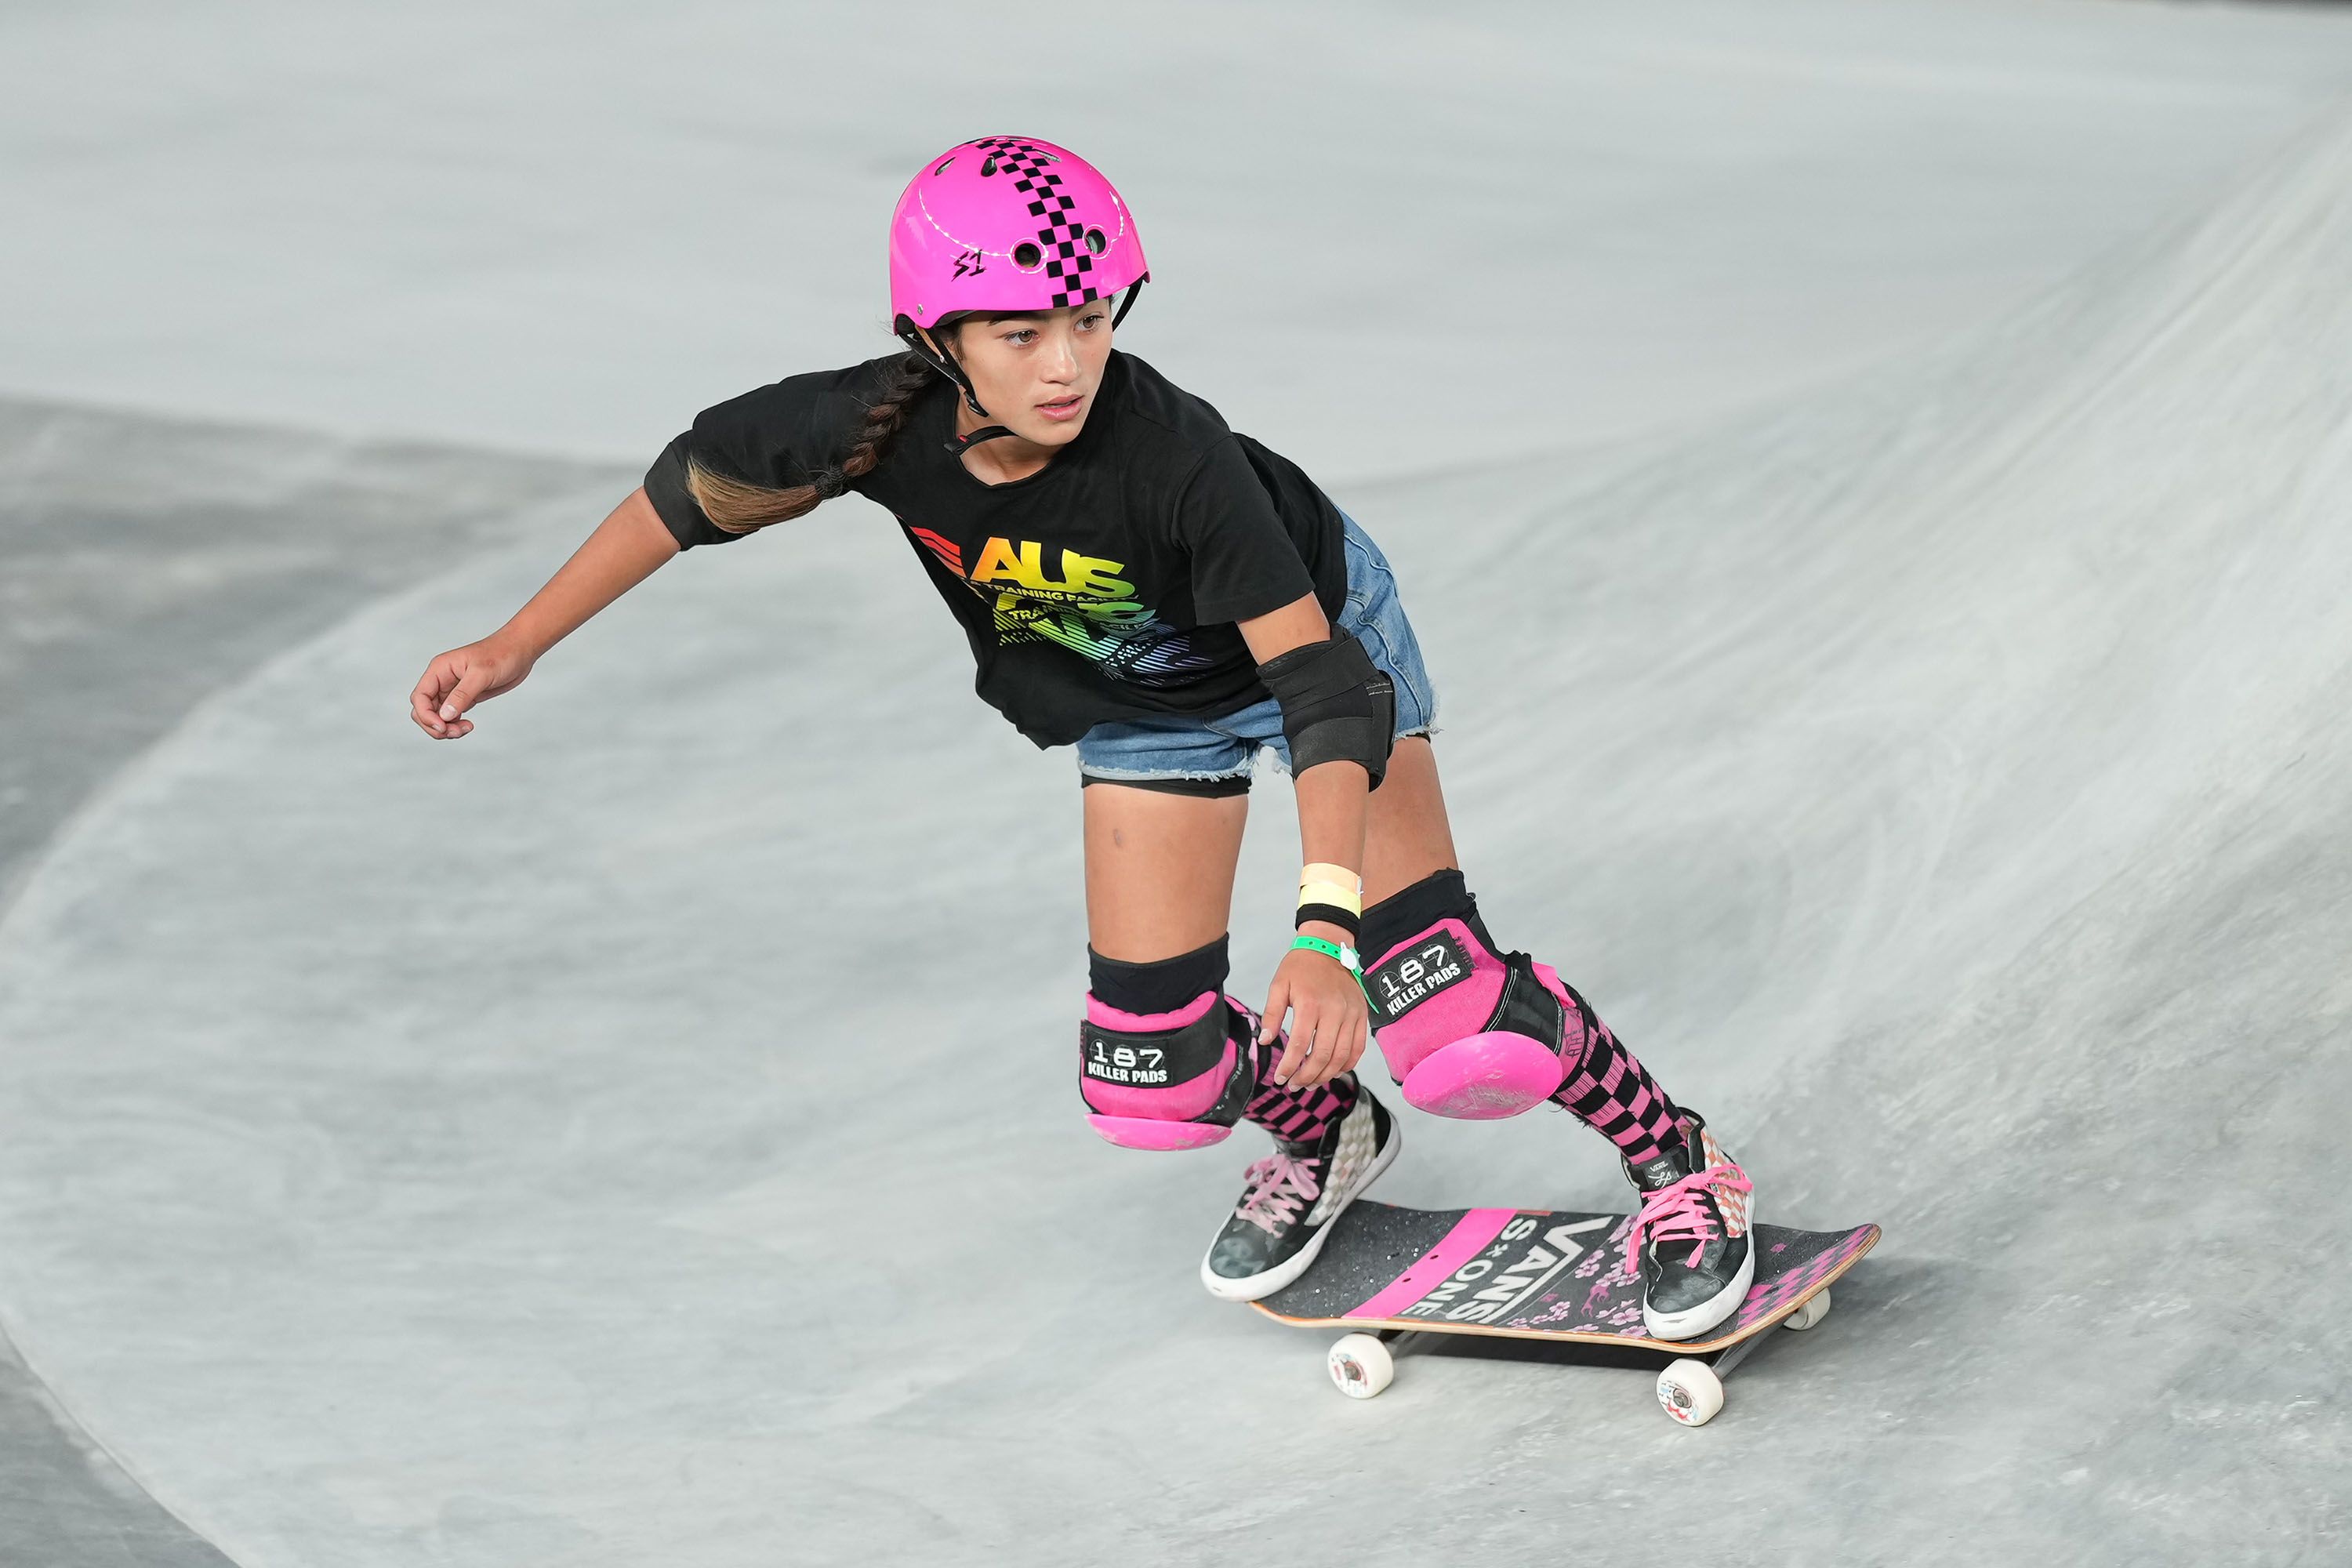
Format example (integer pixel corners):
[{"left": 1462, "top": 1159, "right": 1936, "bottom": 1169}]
[
  {"left": 981, "top": 154, "right": 1000, "bottom": 176},
  {"left": 1011, "top": 241, "right": 1044, "bottom": 270},
  {"left": 1083, "top": 228, "right": 1107, "bottom": 255},
  {"left": 932, "top": 156, "right": 955, "bottom": 176}
]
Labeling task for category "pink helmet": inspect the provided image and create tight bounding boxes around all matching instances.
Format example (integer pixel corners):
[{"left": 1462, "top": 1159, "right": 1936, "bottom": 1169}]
[{"left": 890, "top": 136, "right": 1149, "bottom": 417}]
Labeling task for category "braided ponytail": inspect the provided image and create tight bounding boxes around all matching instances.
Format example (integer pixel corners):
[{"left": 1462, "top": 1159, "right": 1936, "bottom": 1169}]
[{"left": 686, "top": 351, "right": 938, "bottom": 535}]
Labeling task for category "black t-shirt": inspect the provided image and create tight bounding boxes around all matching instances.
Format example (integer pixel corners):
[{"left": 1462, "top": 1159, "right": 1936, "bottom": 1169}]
[{"left": 642, "top": 350, "right": 1348, "bottom": 748}]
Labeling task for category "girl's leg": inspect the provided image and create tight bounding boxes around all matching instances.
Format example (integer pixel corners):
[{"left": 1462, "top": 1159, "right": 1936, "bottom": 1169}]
[
  {"left": 1082, "top": 778, "right": 1249, "bottom": 963},
  {"left": 1079, "top": 779, "right": 1359, "bottom": 1149},
  {"left": 1361, "top": 735, "right": 1460, "bottom": 905},
  {"left": 1359, "top": 738, "right": 1753, "bottom": 1340},
  {"left": 1361, "top": 738, "right": 1680, "bottom": 1158},
  {"left": 1080, "top": 778, "right": 1398, "bottom": 1298}
]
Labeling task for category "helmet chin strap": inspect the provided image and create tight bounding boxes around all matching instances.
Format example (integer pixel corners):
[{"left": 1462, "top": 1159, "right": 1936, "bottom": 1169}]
[
  {"left": 1111, "top": 277, "right": 1145, "bottom": 328},
  {"left": 895, "top": 318, "right": 989, "bottom": 417},
  {"left": 895, "top": 317, "right": 1019, "bottom": 454},
  {"left": 944, "top": 421, "right": 1017, "bottom": 456}
]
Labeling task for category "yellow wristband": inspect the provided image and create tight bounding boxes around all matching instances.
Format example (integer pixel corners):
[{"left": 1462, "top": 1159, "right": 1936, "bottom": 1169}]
[
  {"left": 1298, "top": 880, "right": 1364, "bottom": 916},
  {"left": 1298, "top": 862, "right": 1361, "bottom": 894}
]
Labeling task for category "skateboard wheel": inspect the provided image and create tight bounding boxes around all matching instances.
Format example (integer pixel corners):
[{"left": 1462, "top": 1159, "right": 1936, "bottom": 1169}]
[
  {"left": 1327, "top": 1334, "right": 1394, "bottom": 1399},
  {"left": 1783, "top": 1288, "right": 1831, "bottom": 1331},
  {"left": 1657, "top": 1359, "right": 1723, "bottom": 1427}
]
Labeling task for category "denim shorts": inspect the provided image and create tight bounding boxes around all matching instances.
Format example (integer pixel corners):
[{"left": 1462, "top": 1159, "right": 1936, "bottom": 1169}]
[{"left": 1075, "top": 509, "right": 1439, "bottom": 791}]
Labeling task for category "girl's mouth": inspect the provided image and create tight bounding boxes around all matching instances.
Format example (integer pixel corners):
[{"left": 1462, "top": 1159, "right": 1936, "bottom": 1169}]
[{"left": 1036, "top": 394, "right": 1084, "bottom": 423}]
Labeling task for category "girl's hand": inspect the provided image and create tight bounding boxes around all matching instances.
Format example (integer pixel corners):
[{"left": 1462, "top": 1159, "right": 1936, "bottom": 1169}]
[
  {"left": 409, "top": 637, "right": 535, "bottom": 739},
  {"left": 1260, "top": 928, "right": 1370, "bottom": 1088}
]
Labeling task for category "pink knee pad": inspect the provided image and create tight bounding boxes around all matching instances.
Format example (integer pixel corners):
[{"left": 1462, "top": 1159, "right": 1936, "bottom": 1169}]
[
  {"left": 1363, "top": 918, "right": 1581, "bottom": 1120},
  {"left": 1080, "top": 990, "right": 1262, "bottom": 1150}
]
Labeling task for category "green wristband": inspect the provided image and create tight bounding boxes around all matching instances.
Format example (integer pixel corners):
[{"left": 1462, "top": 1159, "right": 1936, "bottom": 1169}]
[{"left": 1290, "top": 934, "right": 1375, "bottom": 1006}]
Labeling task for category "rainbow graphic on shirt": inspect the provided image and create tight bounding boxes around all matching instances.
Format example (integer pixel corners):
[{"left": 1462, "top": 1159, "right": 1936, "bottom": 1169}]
[{"left": 905, "top": 524, "right": 1218, "bottom": 688}]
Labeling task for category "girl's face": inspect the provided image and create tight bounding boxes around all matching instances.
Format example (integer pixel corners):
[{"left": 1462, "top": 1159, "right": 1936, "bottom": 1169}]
[{"left": 942, "top": 298, "right": 1113, "bottom": 446}]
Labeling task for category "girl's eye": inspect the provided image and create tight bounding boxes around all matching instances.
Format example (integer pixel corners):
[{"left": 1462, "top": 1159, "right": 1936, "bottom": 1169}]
[{"left": 1006, "top": 328, "right": 1036, "bottom": 345}]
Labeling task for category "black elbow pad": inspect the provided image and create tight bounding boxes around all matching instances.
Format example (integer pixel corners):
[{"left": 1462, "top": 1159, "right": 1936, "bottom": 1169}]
[{"left": 1256, "top": 633, "right": 1396, "bottom": 789}]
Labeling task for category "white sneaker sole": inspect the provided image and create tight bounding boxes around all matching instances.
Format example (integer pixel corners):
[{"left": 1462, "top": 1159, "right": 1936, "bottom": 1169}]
[
  {"left": 1642, "top": 1201, "right": 1759, "bottom": 1341},
  {"left": 1198, "top": 1107, "right": 1402, "bottom": 1303}
]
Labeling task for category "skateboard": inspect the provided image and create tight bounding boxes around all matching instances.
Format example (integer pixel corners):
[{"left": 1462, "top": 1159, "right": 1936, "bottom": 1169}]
[{"left": 1250, "top": 1200, "right": 1879, "bottom": 1425}]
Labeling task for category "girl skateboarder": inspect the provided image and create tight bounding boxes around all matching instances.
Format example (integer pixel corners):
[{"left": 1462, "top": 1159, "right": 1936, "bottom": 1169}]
[{"left": 408, "top": 136, "right": 1755, "bottom": 1341}]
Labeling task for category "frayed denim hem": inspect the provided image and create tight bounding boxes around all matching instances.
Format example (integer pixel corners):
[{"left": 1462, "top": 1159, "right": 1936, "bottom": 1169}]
[{"left": 1076, "top": 763, "right": 1258, "bottom": 787}]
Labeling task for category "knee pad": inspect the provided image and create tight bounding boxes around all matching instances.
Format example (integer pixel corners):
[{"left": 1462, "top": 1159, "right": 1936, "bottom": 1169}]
[
  {"left": 1363, "top": 917, "right": 1589, "bottom": 1120},
  {"left": 1079, "top": 990, "right": 1265, "bottom": 1150}
]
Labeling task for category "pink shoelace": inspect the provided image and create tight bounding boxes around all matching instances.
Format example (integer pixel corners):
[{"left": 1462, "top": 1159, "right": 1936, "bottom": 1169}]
[
  {"left": 1233, "top": 1151, "right": 1323, "bottom": 1235},
  {"left": 1624, "top": 1160, "right": 1753, "bottom": 1276}
]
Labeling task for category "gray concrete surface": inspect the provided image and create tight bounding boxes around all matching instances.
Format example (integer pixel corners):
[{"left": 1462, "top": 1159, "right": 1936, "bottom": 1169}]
[
  {"left": 0, "top": 398, "right": 622, "bottom": 1563},
  {"left": 5, "top": 3, "right": 2352, "bottom": 1564}
]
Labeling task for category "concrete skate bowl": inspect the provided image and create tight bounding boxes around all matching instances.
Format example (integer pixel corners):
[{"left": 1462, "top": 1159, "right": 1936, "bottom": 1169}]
[{"left": 2, "top": 109, "right": 2349, "bottom": 1566}]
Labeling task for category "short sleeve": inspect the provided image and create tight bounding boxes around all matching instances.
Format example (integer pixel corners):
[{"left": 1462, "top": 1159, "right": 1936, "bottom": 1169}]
[
  {"left": 1174, "top": 436, "right": 1319, "bottom": 624},
  {"left": 641, "top": 433, "right": 728, "bottom": 549},
  {"left": 641, "top": 359, "right": 895, "bottom": 550}
]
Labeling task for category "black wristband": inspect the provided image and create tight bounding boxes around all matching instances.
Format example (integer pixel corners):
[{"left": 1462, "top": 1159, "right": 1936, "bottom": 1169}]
[{"left": 1295, "top": 902, "right": 1361, "bottom": 941}]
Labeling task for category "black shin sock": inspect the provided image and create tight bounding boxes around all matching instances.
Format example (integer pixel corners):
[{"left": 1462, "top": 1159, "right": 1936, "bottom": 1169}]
[
  {"left": 1087, "top": 933, "right": 1231, "bottom": 1014},
  {"left": 1361, "top": 868, "right": 1498, "bottom": 961}
]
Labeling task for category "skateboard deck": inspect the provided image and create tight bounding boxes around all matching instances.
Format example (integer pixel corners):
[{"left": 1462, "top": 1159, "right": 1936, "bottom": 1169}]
[{"left": 1250, "top": 1200, "right": 1879, "bottom": 1421}]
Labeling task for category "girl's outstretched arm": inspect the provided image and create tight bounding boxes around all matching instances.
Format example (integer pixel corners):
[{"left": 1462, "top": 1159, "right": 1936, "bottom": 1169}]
[{"left": 408, "top": 486, "right": 677, "bottom": 739}]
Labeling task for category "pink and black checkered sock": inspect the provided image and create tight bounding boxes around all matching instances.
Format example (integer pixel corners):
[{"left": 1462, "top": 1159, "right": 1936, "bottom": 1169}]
[
  {"left": 1547, "top": 979, "right": 1686, "bottom": 1167},
  {"left": 1243, "top": 1053, "right": 1359, "bottom": 1146}
]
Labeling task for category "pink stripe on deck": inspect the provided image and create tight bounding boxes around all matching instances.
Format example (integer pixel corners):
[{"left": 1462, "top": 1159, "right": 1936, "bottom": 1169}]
[{"left": 1348, "top": 1208, "right": 1523, "bottom": 1320}]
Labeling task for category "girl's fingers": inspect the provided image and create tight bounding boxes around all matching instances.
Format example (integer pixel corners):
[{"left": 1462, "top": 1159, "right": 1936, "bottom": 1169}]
[
  {"left": 441, "top": 673, "right": 485, "bottom": 722},
  {"left": 1259, "top": 979, "right": 1290, "bottom": 1047},
  {"left": 1303, "top": 1004, "right": 1363, "bottom": 1087},
  {"left": 1283, "top": 1004, "right": 1320, "bottom": 1087},
  {"left": 412, "top": 653, "right": 488, "bottom": 737},
  {"left": 1336, "top": 1015, "right": 1361, "bottom": 1080},
  {"left": 1269, "top": 967, "right": 1376, "bottom": 1088},
  {"left": 1294, "top": 1004, "right": 1333, "bottom": 1087},
  {"left": 1266, "top": 984, "right": 1307, "bottom": 1083},
  {"left": 410, "top": 673, "right": 452, "bottom": 733}
]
